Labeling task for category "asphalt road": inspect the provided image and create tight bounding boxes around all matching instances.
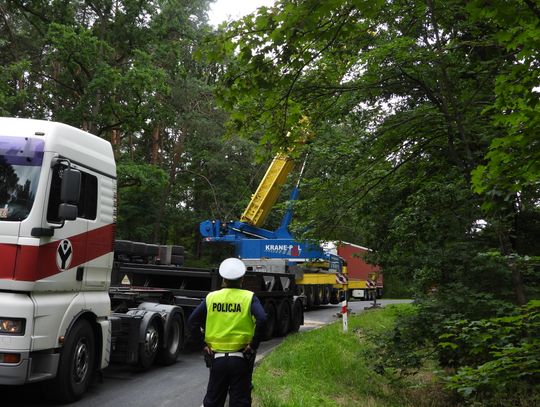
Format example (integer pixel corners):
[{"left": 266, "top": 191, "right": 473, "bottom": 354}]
[{"left": 1, "top": 299, "right": 408, "bottom": 407}]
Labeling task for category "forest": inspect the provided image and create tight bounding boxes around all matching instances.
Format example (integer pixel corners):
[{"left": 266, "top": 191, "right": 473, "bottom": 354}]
[{"left": 1, "top": 0, "right": 539, "bottom": 405}]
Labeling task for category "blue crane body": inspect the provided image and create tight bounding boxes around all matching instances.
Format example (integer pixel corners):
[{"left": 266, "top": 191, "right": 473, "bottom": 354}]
[{"left": 199, "top": 151, "right": 342, "bottom": 272}]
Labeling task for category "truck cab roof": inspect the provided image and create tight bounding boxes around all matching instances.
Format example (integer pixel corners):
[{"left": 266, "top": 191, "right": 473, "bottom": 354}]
[{"left": 0, "top": 117, "right": 116, "bottom": 178}]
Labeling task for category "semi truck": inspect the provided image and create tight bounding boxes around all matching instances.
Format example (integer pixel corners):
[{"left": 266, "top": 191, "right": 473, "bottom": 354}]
[
  {"left": 0, "top": 117, "right": 303, "bottom": 402},
  {"left": 334, "top": 242, "right": 383, "bottom": 300},
  {"left": 199, "top": 134, "right": 383, "bottom": 307}
]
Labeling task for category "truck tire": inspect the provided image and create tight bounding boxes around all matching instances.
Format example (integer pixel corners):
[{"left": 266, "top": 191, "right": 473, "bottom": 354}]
[
  {"left": 157, "top": 312, "right": 184, "bottom": 366},
  {"left": 305, "top": 285, "right": 315, "bottom": 309},
  {"left": 275, "top": 299, "right": 291, "bottom": 337},
  {"left": 52, "top": 319, "right": 95, "bottom": 403},
  {"left": 321, "top": 285, "right": 331, "bottom": 305},
  {"left": 171, "top": 245, "right": 185, "bottom": 256},
  {"left": 313, "top": 285, "right": 323, "bottom": 306},
  {"left": 290, "top": 298, "right": 304, "bottom": 333},
  {"left": 263, "top": 301, "right": 276, "bottom": 341},
  {"left": 138, "top": 317, "right": 160, "bottom": 369},
  {"left": 114, "top": 240, "right": 133, "bottom": 255},
  {"left": 145, "top": 244, "right": 160, "bottom": 258},
  {"left": 132, "top": 242, "right": 147, "bottom": 257},
  {"left": 330, "top": 288, "right": 340, "bottom": 304}
]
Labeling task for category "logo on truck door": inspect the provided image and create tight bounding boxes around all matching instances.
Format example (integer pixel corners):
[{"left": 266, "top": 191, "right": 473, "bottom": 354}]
[{"left": 56, "top": 239, "right": 74, "bottom": 271}]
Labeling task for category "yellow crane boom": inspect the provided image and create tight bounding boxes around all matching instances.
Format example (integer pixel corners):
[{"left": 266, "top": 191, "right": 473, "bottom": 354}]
[{"left": 240, "top": 152, "right": 295, "bottom": 227}]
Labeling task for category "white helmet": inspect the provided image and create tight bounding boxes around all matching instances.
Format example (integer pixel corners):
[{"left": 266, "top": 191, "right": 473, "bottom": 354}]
[{"left": 219, "top": 258, "right": 246, "bottom": 280}]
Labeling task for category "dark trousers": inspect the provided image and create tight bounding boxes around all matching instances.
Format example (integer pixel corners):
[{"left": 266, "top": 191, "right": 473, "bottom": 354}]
[{"left": 203, "top": 355, "right": 253, "bottom": 407}]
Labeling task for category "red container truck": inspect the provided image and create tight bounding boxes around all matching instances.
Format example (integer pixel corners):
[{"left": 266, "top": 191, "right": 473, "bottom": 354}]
[{"left": 337, "top": 242, "right": 383, "bottom": 300}]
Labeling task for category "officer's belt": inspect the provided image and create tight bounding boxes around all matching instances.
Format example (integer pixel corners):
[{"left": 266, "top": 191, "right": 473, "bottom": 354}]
[{"left": 214, "top": 352, "right": 244, "bottom": 359}]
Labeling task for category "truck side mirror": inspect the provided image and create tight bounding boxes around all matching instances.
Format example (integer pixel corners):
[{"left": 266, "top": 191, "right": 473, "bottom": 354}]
[
  {"left": 31, "top": 164, "right": 82, "bottom": 238},
  {"left": 61, "top": 168, "right": 81, "bottom": 205},
  {"left": 58, "top": 203, "right": 78, "bottom": 221}
]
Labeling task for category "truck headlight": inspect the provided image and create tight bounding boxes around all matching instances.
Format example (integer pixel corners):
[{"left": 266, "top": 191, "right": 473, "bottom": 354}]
[{"left": 0, "top": 318, "right": 25, "bottom": 335}]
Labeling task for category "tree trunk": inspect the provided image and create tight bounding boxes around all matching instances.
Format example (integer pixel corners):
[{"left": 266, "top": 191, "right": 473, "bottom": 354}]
[
  {"left": 152, "top": 130, "right": 186, "bottom": 243},
  {"left": 150, "top": 125, "right": 161, "bottom": 164},
  {"left": 499, "top": 229, "right": 527, "bottom": 306}
]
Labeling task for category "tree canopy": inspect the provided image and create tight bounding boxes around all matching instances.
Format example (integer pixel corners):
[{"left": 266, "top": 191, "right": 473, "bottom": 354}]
[
  {"left": 0, "top": 0, "right": 260, "bottom": 257},
  {"left": 1, "top": 1, "right": 539, "bottom": 401},
  {"left": 203, "top": 0, "right": 539, "bottom": 305}
]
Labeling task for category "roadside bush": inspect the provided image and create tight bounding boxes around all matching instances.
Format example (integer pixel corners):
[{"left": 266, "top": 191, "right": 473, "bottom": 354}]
[
  {"left": 438, "top": 300, "right": 540, "bottom": 403},
  {"left": 368, "top": 283, "right": 514, "bottom": 374}
]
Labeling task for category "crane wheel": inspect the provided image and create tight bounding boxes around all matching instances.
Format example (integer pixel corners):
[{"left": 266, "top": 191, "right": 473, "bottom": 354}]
[
  {"left": 304, "top": 285, "right": 315, "bottom": 309},
  {"left": 262, "top": 301, "right": 276, "bottom": 340},
  {"left": 275, "top": 299, "right": 292, "bottom": 337},
  {"left": 313, "top": 285, "right": 323, "bottom": 306},
  {"left": 330, "top": 288, "right": 340, "bottom": 304},
  {"left": 290, "top": 298, "right": 304, "bottom": 333},
  {"left": 321, "top": 285, "right": 331, "bottom": 305}
]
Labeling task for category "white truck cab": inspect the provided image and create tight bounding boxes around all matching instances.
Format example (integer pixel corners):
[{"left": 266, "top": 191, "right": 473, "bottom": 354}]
[{"left": 0, "top": 117, "right": 116, "bottom": 399}]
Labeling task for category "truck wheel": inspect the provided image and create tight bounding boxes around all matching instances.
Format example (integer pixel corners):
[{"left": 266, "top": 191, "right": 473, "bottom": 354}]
[
  {"left": 263, "top": 301, "right": 276, "bottom": 340},
  {"left": 305, "top": 285, "right": 315, "bottom": 309},
  {"left": 275, "top": 299, "right": 291, "bottom": 337},
  {"left": 132, "top": 242, "right": 147, "bottom": 257},
  {"left": 144, "top": 244, "right": 160, "bottom": 259},
  {"left": 321, "top": 285, "right": 331, "bottom": 305},
  {"left": 330, "top": 288, "right": 340, "bottom": 304},
  {"left": 171, "top": 245, "right": 185, "bottom": 256},
  {"left": 157, "top": 312, "right": 184, "bottom": 366},
  {"left": 290, "top": 299, "right": 304, "bottom": 333},
  {"left": 313, "top": 285, "right": 323, "bottom": 306},
  {"left": 52, "top": 319, "right": 95, "bottom": 403},
  {"left": 138, "top": 318, "right": 160, "bottom": 369},
  {"left": 114, "top": 240, "right": 133, "bottom": 255}
]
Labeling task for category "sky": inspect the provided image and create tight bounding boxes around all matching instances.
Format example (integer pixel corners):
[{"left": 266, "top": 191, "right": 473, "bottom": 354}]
[{"left": 208, "top": 0, "right": 275, "bottom": 26}]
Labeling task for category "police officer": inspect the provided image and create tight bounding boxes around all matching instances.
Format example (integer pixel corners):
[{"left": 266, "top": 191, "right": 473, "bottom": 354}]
[{"left": 188, "top": 258, "right": 267, "bottom": 407}]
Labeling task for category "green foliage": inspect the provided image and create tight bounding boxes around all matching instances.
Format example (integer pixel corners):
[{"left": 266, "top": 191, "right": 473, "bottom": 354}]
[
  {"left": 253, "top": 304, "right": 450, "bottom": 407},
  {"left": 363, "top": 302, "right": 431, "bottom": 374},
  {"left": 0, "top": 59, "right": 31, "bottom": 115},
  {"left": 469, "top": 0, "right": 540, "bottom": 201},
  {"left": 0, "top": 0, "right": 263, "bottom": 259},
  {"left": 116, "top": 162, "right": 168, "bottom": 242},
  {"left": 205, "top": 0, "right": 539, "bottom": 308},
  {"left": 368, "top": 286, "right": 514, "bottom": 375},
  {"left": 439, "top": 301, "right": 540, "bottom": 403}
]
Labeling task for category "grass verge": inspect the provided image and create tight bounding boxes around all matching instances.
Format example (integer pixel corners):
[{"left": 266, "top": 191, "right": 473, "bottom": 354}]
[{"left": 252, "top": 303, "right": 452, "bottom": 407}]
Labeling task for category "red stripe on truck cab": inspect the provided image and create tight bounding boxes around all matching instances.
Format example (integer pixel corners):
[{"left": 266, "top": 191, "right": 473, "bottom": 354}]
[
  {"left": 0, "top": 244, "right": 18, "bottom": 279},
  {"left": 0, "top": 224, "right": 114, "bottom": 282}
]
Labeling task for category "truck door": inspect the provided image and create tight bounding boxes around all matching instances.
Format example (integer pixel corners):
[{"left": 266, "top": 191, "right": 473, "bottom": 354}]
[
  {"left": 35, "top": 163, "right": 89, "bottom": 290},
  {"left": 44, "top": 165, "right": 113, "bottom": 290},
  {"left": 81, "top": 171, "right": 114, "bottom": 289}
]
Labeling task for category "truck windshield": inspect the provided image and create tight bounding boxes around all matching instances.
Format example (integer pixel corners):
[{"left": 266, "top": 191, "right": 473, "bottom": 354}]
[{"left": 0, "top": 136, "right": 44, "bottom": 221}]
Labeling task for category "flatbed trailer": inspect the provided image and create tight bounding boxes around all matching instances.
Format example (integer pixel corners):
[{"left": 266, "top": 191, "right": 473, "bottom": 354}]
[
  {"left": 104, "top": 262, "right": 303, "bottom": 369},
  {"left": 110, "top": 242, "right": 304, "bottom": 343}
]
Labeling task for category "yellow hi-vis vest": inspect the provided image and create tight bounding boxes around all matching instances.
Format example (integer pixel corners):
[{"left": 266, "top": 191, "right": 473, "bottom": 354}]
[{"left": 205, "top": 288, "right": 255, "bottom": 352}]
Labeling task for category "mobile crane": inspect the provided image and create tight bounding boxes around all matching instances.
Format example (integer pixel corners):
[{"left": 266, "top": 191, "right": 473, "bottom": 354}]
[
  {"left": 199, "top": 129, "right": 379, "bottom": 309},
  {"left": 199, "top": 121, "right": 384, "bottom": 307}
]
